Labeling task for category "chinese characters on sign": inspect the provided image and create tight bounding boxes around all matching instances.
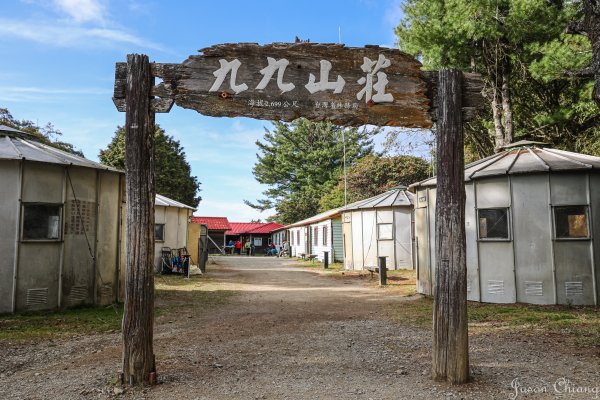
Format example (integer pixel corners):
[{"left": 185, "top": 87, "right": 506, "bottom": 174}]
[{"left": 209, "top": 55, "right": 394, "bottom": 104}]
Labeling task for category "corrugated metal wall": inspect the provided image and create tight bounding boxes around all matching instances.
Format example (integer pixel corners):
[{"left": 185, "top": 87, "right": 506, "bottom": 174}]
[
  {"left": 0, "top": 161, "right": 19, "bottom": 313},
  {"left": 331, "top": 218, "right": 344, "bottom": 262}
]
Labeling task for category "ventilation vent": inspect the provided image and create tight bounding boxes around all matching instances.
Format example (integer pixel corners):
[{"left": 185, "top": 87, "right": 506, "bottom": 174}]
[
  {"left": 100, "top": 283, "right": 113, "bottom": 300},
  {"left": 525, "top": 281, "right": 544, "bottom": 296},
  {"left": 488, "top": 280, "right": 505, "bottom": 295},
  {"left": 565, "top": 281, "right": 583, "bottom": 297},
  {"left": 66, "top": 285, "right": 88, "bottom": 305},
  {"left": 26, "top": 288, "right": 48, "bottom": 307}
]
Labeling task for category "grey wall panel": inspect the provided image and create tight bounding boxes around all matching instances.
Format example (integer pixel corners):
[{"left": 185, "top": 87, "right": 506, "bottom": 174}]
[
  {"left": 16, "top": 243, "right": 61, "bottom": 311},
  {"left": 512, "top": 175, "right": 554, "bottom": 304},
  {"left": 22, "top": 162, "right": 63, "bottom": 203},
  {"left": 590, "top": 174, "right": 600, "bottom": 304},
  {"left": 554, "top": 241, "right": 594, "bottom": 305},
  {"left": 465, "top": 182, "right": 480, "bottom": 301},
  {"left": 351, "top": 211, "right": 364, "bottom": 269},
  {"left": 551, "top": 174, "right": 587, "bottom": 206},
  {"left": 479, "top": 242, "right": 515, "bottom": 303},
  {"left": 393, "top": 209, "right": 412, "bottom": 269},
  {"left": 95, "top": 171, "right": 121, "bottom": 305},
  {"left": 415, "top": 207, "right": 430, "bottom": 295},
  {"left": 361, "top": 210, "right": 377, "bottom": 267},
  {"left": 62, "top": 167, "right": 96, "bottom": 308},
  {"left": 0, "top": 161, "right": 19, "bottom": 313},
  {"left": 476, "top": 177, "right": 510, "bottom": 208}
]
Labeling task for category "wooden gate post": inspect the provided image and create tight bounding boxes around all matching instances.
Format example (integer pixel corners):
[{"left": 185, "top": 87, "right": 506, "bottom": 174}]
[
  {"left": 432, "top": 69, "right": 469, "bottom": 384},
  {"left": 122, "top": 53, "right": 156, "bottom": 386}
]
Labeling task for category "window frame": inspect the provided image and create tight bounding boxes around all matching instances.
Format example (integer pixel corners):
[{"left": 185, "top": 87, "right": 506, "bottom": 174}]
[
  {"left": 553, "top": 205, "right": 591, "bottom": 241},
  {"left": 477, "top": 207, "right": 511, "bottom": 241},
  {"left": 313, "top": 226, "right": 319, "bottom": 247},
  {"left": 377, "top": 223, "right": 394, "bottom": 240},
  {"left": 21, "top": 202, "right": 63, "bottom": 242},
  {"left": 322, "top": 225, "right": 328, "bottom": 246},
  {"left": 155, "top": 223, "right": 165, "bottom": 242}
]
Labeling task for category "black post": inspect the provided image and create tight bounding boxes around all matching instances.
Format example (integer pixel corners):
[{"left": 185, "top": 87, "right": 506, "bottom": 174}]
[
  {"left": 323, "top": 251, "right": 329, "bottom": 269},
  {"left": 378, "top": 256, "right": 387, "bottom": 286}
]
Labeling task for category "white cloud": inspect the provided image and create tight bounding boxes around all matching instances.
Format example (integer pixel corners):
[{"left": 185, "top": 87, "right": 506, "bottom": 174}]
[
  {"left": 195, "top": 199, "right": 273, "bottom": 222},
  {"left": 53, "top": 0, "right": 106, "bottom": 24},
  {"left": 0, "top": 18, "right": 165, "bottom": 51}
]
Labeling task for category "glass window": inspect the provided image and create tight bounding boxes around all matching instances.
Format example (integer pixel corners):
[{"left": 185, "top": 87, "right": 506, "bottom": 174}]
[
  {"left": 377, "top": 223, "right": 393, "bottom": 240},
  {"left": 478, "top": 208, "right": 509, "bottom": 239},
  {"left": 322, "top": 225, "right": 328, "bottom": 246},
  {"left": 155, "top": 224, "right": 165, "bottom": 241},
  {"left": 296, "top": 230, "right": 300, "bottom": 244},
  {"left": 313, "top": 226, "right": 319, "bottom": 246},
  {"left": 22, "top": 204, "right": 62, "bottom": 240},
  {"left": 554, "top": 206, "right": 589, "bottom": 239}
]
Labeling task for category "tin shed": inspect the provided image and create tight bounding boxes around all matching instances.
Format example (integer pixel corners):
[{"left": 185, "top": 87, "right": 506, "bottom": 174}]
[
  {"left": 341, "top": 187, "right": 414, "bottom": 271},
  {"left": 0, "top": 125, "right": 124, "bottom": 313},
  {"left": 411, "top": 142, "right": 600, "bottom": 305}
]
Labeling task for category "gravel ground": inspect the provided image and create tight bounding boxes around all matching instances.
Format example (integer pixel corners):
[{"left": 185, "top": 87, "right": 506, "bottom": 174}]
[{"left": 1, "top": 256, "right": 599, "bottom": 400}]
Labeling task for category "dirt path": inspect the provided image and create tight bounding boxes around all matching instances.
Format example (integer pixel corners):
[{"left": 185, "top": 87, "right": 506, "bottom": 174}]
[{"left": 1, "top": 257, "right": 599, "bottom": 399}]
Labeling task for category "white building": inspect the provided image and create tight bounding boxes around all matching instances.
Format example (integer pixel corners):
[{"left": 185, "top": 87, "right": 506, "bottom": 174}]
[
  {"left": 286, "top": 208, "right": 344, "bottom": 262},
  {"left": 0, "top": 125, "right": 123, "bottom": 313},
  {"left": 152, "top": 194, "right": 195, "bottom": 271},
  {"left": 411, "top": 142, "right": 600, "bottom": 305},
  {"left": 341, "top": 186, "right": 414, "bottom": 271}
]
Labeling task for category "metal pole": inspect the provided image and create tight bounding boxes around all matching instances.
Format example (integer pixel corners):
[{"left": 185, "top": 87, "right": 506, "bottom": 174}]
[
  {"left": 342, "top": 129, "right": 347, "bottom": 207},
  {"left": 323, "top": 251, "right": 329, "bottom": 269},
  {"left": 378, "top": 256, "right": 387, "bottom": 286}
]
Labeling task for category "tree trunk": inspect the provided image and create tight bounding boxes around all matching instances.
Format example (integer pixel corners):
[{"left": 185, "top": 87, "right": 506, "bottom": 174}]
[
  {"left": 432, "top": 69, "right": 469, "bottom": 385},
  {"left": 122, "top": 53, "right": 156, "bottom": 386},
  {"left": 489, "top": 77, "right": 505, "bottom": 151},
  {"left": 500, "top": 61, "right": 513, "bottom": 145}
]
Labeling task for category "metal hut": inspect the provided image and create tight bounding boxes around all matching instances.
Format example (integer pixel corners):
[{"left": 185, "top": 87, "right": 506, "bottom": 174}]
[
  {"left": 410, "top": 141, "right": 600, "bottom": 305},
  {"left": 0, "top": 125, "right": 124, "bottom": 313},
  {"left": 341, "top": 186, "right": 414, "bottom": 271}
]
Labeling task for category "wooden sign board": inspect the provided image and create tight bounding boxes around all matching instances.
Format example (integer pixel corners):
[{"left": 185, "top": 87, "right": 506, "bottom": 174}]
[{"left": 113, "top": 43, "right": 483, "bottom": 127}]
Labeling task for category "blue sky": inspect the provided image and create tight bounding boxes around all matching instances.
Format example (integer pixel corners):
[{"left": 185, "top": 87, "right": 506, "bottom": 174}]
[{"left": 0, "top": 0, "right": 417, "bottom": 222}]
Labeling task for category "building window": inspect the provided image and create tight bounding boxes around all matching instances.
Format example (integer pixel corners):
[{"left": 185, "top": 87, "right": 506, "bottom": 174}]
[
  {"left": 155, "top": 224, "right": 165, "bottom": 241},
  {"left": 377, "top": 223, "right": 393, "bottom": 240},
  {"left": 22, "top": 204, "right": 62, "bottom": 241},
  {"left": 554, "top": 205, "right": 589, "bottom": 239},
  {"left": 313, "top": 226, "right": 319, "bottom": 246},
  {"left": 296, "top": 230, "right": 300, "bottom": 244},
  {"left": 322, "top": 225, "right": 328, "bottom": 246},
  {"left": 478, "top": 208, "right": 509, "bottom": 239}
]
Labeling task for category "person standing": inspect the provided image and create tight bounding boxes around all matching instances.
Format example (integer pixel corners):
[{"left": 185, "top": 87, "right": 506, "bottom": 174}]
[
  {"left": 235, "top": 239, "right": 242, "bottom": 255},
  {"left": 244, "top": 239, "right": 251, "bottom": 256}
]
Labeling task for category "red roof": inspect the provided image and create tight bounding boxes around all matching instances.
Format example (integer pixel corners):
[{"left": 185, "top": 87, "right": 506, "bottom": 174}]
[
  {"left": 226, "top": 222, "right": 284, "bottom": 235},
  {"left": 192, "top": 216, "right": 231, "bottom": 231}
]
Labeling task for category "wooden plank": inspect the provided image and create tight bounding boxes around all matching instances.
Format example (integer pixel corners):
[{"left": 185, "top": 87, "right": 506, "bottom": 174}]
[
  {"left": 112, "top": 44, "right": 485, "bottom": 126},
  {"left": 432, "top": 69, "right": 469, "bottom": 384}
]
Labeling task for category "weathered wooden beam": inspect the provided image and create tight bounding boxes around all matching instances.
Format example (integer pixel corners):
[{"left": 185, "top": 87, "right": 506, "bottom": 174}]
[
  {"left": 121, "top": 53, "right": 156, "bottom": 386},
  {"left": 113, "top": 45, "right": 485, "bottom": 124},
  {"left": 432, "top": 69, "right": 469, "bottom": 385}
]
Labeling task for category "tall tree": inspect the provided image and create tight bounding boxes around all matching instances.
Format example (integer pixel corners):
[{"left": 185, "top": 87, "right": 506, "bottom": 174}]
[
  {"left": 396, "top": 0, "right": 598, "bottom": 157},
  {"left": 99, "top": 125, "right": 201, "bottom": 208},
  {"left": 0, "top": 108, "right": 84, "bottom": 156},
  {"left": 320, "top": 154, "right": 430, "bottom": 210},
  {"left": 246, "top": 119, "right": 374, "bottom": 224}
]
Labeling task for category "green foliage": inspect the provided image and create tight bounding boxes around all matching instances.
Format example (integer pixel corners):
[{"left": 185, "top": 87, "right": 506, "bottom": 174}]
[
  {"left": 396, "top": 0, "right": 599, "bottom": 157},
  {"left": 320, "top": 155, "right": 431, "bottom": 210},
  {"left": 247, "top": 119, "right": 375, "bottom": 224},
  {"left": 0, "top": 108, "right": 84, "bottom": 157},
  {"left": 99, "top": 125, "right": 201, "bottom": 207}
]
